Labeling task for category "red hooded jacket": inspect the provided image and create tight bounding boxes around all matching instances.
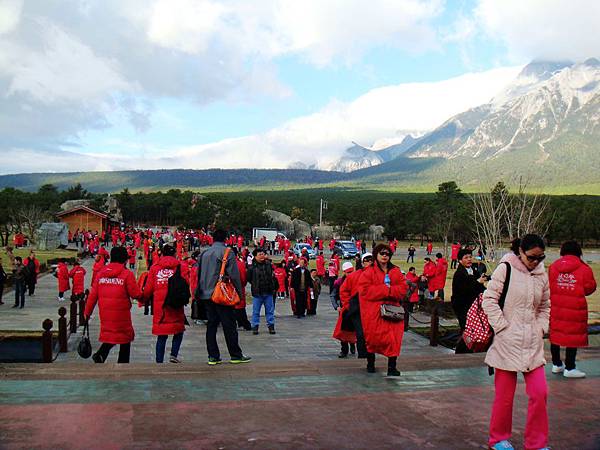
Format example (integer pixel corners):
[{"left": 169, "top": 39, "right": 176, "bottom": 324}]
[
  {"left": 405, "top": 271, "right": 420, "bottom": 303},
  {"left": 84, "top": 262, "right": 141, "bottom": 344},
  {"left": 549, "top": 255, "right": 596, "bottom": 347},
  {"left": 56, "top": 262, "right": 70, "bottom": 292},
  {"left": 142, "top": 256, "right": 186, "bottom": 336},
  {"left": 316, "top": 255, "right": 326, "bottom": 276},
  {"left": 428, "top": 258, "right": 448, "bottom": 291},
  {"left": 332, "top": 269, "right": 362, "bottom": 343},
  {"left": 69, "top": 266, "right": 87, "bottom": 295},
  {"left": 358, "top": 265, "right": 407, "bottom": 357},
  {"left": 274, "top": 267, "right": 287, "bottom": 293}
]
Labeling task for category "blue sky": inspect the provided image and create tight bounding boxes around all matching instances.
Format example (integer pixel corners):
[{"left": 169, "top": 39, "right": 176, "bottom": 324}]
[{"left": 0, "top": 0, "right": 598, "bottom": 173}]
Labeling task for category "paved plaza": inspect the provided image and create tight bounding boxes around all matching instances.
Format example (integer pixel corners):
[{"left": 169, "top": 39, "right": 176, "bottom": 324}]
[{"left": 1, "top": 255, "right": 599, "bottom": 449}]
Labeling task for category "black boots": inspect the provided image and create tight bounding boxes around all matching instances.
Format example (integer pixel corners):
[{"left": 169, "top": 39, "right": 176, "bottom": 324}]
[
  {"left": 268, "top": 325, "right": 276, "bottom": 335},
  {"left": 252, "top": 326, "right": 259, "bottom": 335},
  {"left": 366, "top": 353, "right": 376, "bottom": 373},
  {"left": 387, "top": 357, "right": 400, "bottom": 377}
]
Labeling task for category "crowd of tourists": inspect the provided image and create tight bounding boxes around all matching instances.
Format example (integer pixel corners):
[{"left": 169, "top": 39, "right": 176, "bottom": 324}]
[{"left": 1, "top": 224, "right": 596, "bottom": 450}]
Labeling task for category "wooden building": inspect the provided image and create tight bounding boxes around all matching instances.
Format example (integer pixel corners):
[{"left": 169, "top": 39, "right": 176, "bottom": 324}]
[{"left": 56, "top": 205, "right": 109, "bottom": 234}]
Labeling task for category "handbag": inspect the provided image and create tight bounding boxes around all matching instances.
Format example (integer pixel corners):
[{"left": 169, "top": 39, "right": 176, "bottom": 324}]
[
  {"left": 77, "top": 321, "right": 92, "bottom": 359},
  {"left": 211, "top": 248, "right": 241, "bottom": 306},
  {"left": 463, "top": 262, "right": 511, "bottom": 352},
  {"left": 380, "top": 303, "right": 405, "bottom": 322}
]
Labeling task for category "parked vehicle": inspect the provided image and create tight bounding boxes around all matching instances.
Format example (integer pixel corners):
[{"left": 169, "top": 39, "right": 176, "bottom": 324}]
[
  {"left": 333, "top": 240, "right": 359, "bottom": 259},
  {"left": 293, "top": 243, "right": 316, "bottom": 259},
  {"left": 252, "top": 228, "right": 287, "bottom": 242}
]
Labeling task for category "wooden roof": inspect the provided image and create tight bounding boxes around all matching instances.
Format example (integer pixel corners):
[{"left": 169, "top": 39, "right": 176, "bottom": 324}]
[{"left": 56, "top": 205, "right": 108, "bottom": 219}]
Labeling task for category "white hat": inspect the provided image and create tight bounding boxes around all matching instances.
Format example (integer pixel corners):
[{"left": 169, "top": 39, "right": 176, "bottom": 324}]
[
  {"left": 342, "top": 262, "right": 354, "bottom": 273},
  {"left": 361, "top": 252, "right": 373, "bottom": 261}
]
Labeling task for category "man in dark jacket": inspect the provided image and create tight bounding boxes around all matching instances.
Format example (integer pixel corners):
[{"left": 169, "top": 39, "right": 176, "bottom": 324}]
[
  {"left": 196, "top": 229, "right": 251, "bottom": 365},
  {"left": 451, "top": 248, "right": 486, "bottom": 353},
  {"left": 247, "top": 248, "right": 277, "bottom": 335},
  {"left": 291, "top": 257, "right": 314, "bottom": 318}
]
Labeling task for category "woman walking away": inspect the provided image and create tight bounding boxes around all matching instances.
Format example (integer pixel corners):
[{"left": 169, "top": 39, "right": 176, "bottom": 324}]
[
  {"left": 482, "top": 235, "right": 550, "bottom": 450},
  {"left": 142, "top": 244, "right": 187, "bottom": 363},
  {"left": 358, "top": 244, "right": 407, "bottom": 376},
  {"left": 85, "top": 246, "right": 142, "bottom": 363},
  {"left": 548, "top": 240, "right": 596, "bottom": 378}
]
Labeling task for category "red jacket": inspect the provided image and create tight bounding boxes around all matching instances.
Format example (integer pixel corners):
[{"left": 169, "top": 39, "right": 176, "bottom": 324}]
[
  {"left": 549, "top": 255, "right": 597, "bottom": 347},
  {"left": 274, "top": 267, "right": 287, "bottom": 293},
  {"left": 316, "top": 255, "right": 326, "bottom": 276},
  {"left": 235, "top": 259, "right": 247, "bottom": 310},
  {"left": 451, "top": 244, "right": 460, "bottom": 260},
  {"left": 92, "top": 258, "right": 105, "bottom": 284},
  {"left": 405, "top": 271, "right": 420, "bottom": 302},
  {"left": 84, "top": 263, "right": 141, "bottom": 344},
  {"left": 428, "top": 258, "right": 448, "bottom": 291},
  {"left": 128, "top": 248, "right": 136, "bottom": 264},
  {"left": 142, "top": 256, "right": 186, "bottom": 336},
  {"left": 332, "top": 269, "right": 363, "bottom": 343},
  {"left": 358, "top": 265, "right": 407, "bottom": 357},
  {"left": 69, "top": 266, "right": 87, "bottom": 295},
  {"left": 56, "top": 262, "right": 70, "bottom": 292}
]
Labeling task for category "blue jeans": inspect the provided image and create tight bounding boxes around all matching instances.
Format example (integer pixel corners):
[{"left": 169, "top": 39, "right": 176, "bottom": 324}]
[
  {"left": 155, "top": 332, "right": 184, "bottom": 363},
  {"left": 252, "top": 294, "right": 275, "bottom": 327}
]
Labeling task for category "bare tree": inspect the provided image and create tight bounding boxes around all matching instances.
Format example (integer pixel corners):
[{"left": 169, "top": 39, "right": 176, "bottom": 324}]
[
  {"left": 502, "top": 177, "right": 554, "bottom": 240},
  {"left": 472, "top": 177, "right": 554, "bottom": 261},
  {"left": 14, "top": 205, "right": 51, "bottom": 244}
]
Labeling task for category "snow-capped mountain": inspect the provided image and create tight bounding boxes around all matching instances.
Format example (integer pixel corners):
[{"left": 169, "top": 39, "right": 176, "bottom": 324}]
[
  {"left": 406, "top": 59, "right": 600, "bottom": 160},
  {"left": 326, "top": 143, "right": 385, "bottom": 172}
]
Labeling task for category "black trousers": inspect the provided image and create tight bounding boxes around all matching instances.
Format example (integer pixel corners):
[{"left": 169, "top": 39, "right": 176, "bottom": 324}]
[
  {"left": 367, "top": 353, "right": 397, "bottom": 369},
  {"left": 0, "top": 281, "right": 4, "bottom": 302},
  {"left": 451, "top": 259, "right": 458, "bottom": 269},
  {"left": 27, "top": 281, "right": 36, "bottom": 296},
  {"left": 551, "top": 344, "right": 577, "bottom": 370},
  {"left": 307, "top": 294, "right": 318, "bottom": 315},
  {"left": 347, "top": 308, "right": 368, "bottom": 358},
  {"left": 95, "top": 343, "right": 131, "bottom": 363},
  {"left": 235, "top": 308, "right": 252, "bottom": 330},
  {"left": 340, "top": 342, "right": 356, "bottom": 355},
  {"left": 295, "top": 290, "right": 308, "bottom": 317},
  {"left": 205, "top": 300, "right": 243, "bottom": 360}
]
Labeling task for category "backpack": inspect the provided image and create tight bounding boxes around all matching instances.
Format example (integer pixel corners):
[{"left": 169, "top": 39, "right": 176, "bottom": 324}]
[
  {"left": 463, "top": 262, "right": 511, "bottom": 353},
  {"left": 163, "top": 265, "right": 190, "bottom": 309}
]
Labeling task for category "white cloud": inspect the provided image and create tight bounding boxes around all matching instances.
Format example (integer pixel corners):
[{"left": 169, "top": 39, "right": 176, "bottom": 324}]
[
  {"left": 475, "top": 0, "right": 600, "bottom": 62},
  {"left": 0, "top": 0, "right": 22, "bottom": 35},
  {"left": 1, "top": 65, "right": 522, "bottom": 174}
]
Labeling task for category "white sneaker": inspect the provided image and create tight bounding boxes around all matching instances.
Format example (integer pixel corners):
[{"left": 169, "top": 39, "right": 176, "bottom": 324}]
[
  {"left": 57, "top": 296, "right": 64, "bottom": 302},
  {"left": 564, "top": 368, "right": 586, "bottom": 378},
  {"left": 551, "top": 364, "right": 564, "bottom": 373}
]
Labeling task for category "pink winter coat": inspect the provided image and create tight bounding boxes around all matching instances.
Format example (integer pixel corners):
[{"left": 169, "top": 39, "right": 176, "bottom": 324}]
[{"left": 482, "top": 253, "right": 550, "bottom": 373}]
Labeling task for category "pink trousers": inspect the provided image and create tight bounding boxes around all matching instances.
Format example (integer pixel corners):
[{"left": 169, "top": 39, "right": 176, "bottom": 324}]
[{"left": 489, "top": 366, "right": 548, "bottom": 450}]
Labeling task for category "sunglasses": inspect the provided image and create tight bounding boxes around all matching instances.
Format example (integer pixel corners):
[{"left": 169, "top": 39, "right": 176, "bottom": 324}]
[
  {"left": 525, "top": 254, "right": 546, "bottom": 262},
  {"left": 378, "top": 251, "right": 392, "bottom": 257},
  {"left": 362, "top": 257, "right": 373, "bottom": 262}
]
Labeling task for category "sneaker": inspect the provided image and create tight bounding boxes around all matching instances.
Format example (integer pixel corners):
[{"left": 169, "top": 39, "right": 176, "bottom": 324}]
[
  {"left": 92, "top": 353, "right": 105, "bottom": 364},
  {"left": 268, "top": 325, "right": 276, "bottom": 335},
  {"left": 252, "top": 326, "right": 259, "bottom": 335},
  {"left": 564, "top": 368, "right": 586, "bottom": 378},
  {"left": 489, "top": 440, "right": 514, "bottom": 450},
  {"left": 207, "top": 357, "right": 222, "bottom": 366},
  {"left": 387, "top": 368, "right": 401, "bottom": 377},
  {"left": 338, "top": 352, "right": 348, "bottom": 358},
  {"left": 169, "top": 356, "right": 181, "bottom": 363},
  {"left": 551, "top": 364, "right": 564, "bottom": 374},
  {"left": 230, "top": 355, "right": 252, "bottom": 364}
]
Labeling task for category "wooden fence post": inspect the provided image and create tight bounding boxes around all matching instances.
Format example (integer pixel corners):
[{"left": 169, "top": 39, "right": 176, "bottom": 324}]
[
  {"left": 78, "top": 290, "right": 88, "bottom": 325},
  {"left": 70, "top": 295, "right": 78, "bottom": 333},
  {"left": 42, "top": 319, "right": 53, "bottom": 363},
  {"left": 58, "top": 307, "right": 68, "bottom": 353}
]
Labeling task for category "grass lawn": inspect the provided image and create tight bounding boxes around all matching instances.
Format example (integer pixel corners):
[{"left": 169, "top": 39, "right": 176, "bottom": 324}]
[{"left": 2, "top": 247, "right": 78, "bottom": 270}]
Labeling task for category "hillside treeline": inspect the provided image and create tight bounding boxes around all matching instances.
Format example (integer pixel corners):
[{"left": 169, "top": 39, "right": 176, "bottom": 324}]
[{"left": 1, "top": 183, "right": 600, "bottom": 246}]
